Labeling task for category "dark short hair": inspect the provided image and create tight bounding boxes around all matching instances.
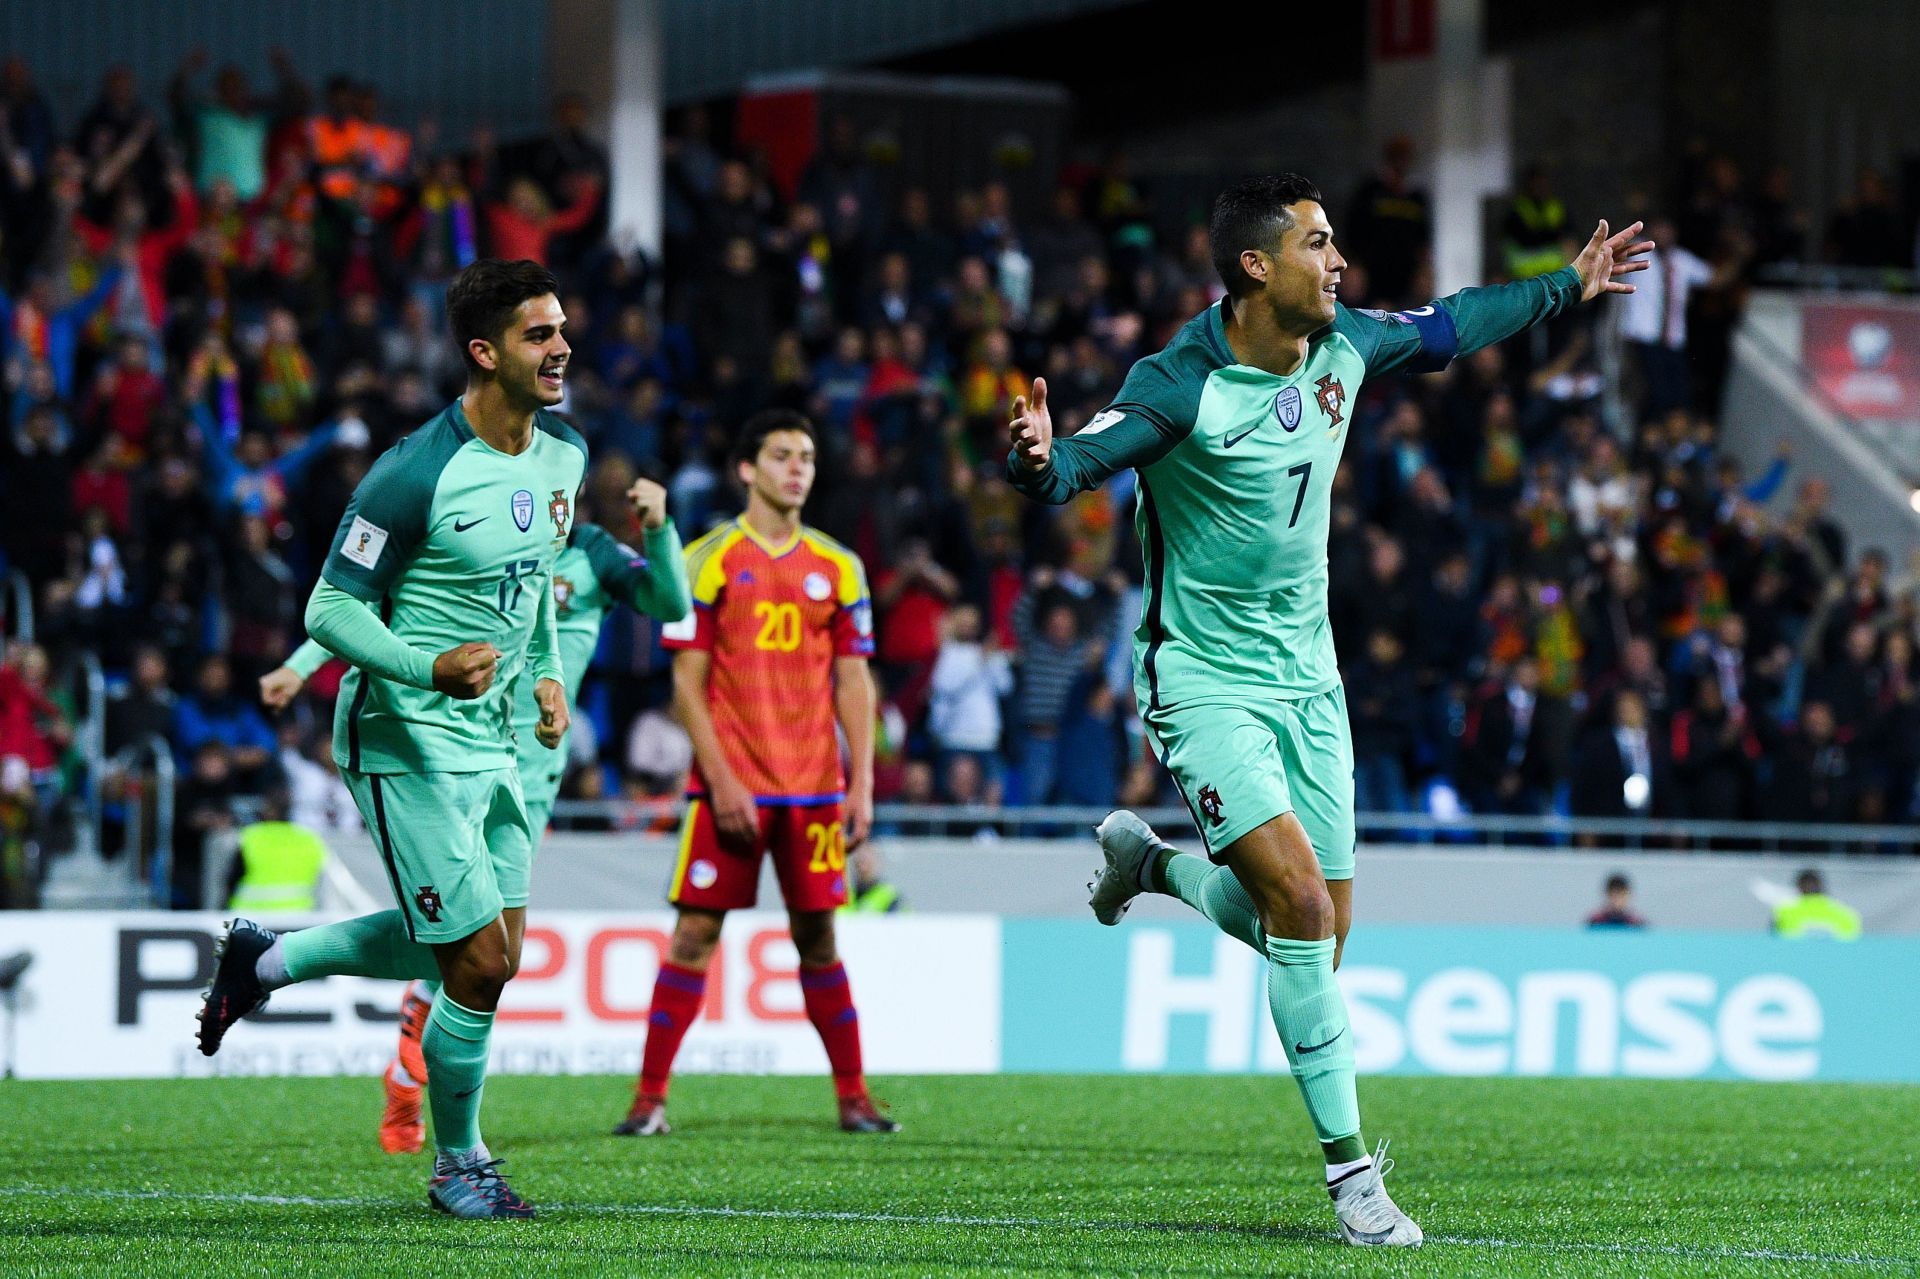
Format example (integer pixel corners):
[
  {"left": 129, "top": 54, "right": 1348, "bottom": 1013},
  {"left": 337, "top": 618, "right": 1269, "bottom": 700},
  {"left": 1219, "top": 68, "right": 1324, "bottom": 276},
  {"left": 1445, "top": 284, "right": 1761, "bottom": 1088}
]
[
  {"left": 447, "top": 259, "right": 561, "bottom": 373},
  {"left": 1797, "top": 869, "right": 1823, "bottom": 894},
  {"left": 733, "top": 408, "right": 816, "bottom": 467},
  {"left": 1605, "top": 874, "right": 1631, "bottom": 893},
  {"left": 1209, "top": 174, "right": 1324, "bottom": 298}
]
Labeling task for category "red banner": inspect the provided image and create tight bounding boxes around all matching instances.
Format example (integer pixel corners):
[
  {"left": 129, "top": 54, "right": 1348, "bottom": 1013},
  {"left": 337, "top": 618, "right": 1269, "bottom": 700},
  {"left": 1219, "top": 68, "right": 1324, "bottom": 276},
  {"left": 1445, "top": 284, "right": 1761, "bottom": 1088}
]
[
  {"left": 1802, "top": 302, "right": 1920, "bottom": 420},
  {"left": 1373, "top": 0, "right": 1435, "bottom": 60}
]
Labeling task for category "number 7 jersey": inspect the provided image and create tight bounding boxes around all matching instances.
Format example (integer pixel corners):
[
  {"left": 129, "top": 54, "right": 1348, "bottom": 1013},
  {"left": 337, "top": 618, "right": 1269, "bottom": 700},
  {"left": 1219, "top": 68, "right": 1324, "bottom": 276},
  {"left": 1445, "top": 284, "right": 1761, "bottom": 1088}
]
[
  {"left": 1007, "top": 268, "right": 1583, "bottom": 712},
  {"left": 661, "top": 518, "right": 874, "bottom": 803}
]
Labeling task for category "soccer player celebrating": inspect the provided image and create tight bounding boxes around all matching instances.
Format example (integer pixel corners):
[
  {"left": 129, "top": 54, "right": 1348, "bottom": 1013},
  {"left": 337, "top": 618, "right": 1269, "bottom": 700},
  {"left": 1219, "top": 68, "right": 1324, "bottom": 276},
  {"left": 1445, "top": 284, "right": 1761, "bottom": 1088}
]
[
  {"left": 197, "top": 258, "right": 592, "bottom": 1219},
  {"left": 1007, "top": 176, "right": 1650, "bottom": 1247},
  {"left": 614, "top": 408, "right": 897, "bottom": 1137},
  {"left": 260, "top": 477, "right": 690, "bottom": 1156}
]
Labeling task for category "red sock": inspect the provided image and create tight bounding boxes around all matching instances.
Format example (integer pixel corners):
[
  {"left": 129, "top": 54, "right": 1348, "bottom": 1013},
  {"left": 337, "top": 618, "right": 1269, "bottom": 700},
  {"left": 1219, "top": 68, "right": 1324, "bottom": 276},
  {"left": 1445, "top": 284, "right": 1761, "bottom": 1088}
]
[
  {"left": 800, "top": 961, "right": 867, "bottom": 1100},
  {"left": 638, "top": 962, "right": 707, "bottom": 1100}
]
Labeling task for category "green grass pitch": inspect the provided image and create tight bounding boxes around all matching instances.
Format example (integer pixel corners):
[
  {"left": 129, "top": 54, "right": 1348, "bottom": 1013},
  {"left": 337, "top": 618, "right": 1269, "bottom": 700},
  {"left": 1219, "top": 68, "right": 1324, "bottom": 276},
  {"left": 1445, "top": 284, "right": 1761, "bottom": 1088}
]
[{"left": 2, "top": 1073, "right": 1916, "bottom": 1277}]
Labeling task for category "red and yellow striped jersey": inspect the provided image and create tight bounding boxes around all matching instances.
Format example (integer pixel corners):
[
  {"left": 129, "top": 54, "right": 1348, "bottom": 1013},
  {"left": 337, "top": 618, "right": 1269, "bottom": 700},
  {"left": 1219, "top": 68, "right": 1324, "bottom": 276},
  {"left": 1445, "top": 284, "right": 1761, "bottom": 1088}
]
[{"left": 661, "top": 518, "right": 874, "bottom": 802}]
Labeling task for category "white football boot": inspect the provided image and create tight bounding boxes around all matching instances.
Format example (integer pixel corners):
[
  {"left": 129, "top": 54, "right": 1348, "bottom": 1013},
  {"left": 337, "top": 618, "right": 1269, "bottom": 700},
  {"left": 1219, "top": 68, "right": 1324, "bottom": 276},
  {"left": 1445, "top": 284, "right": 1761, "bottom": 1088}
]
[
  {"left": 1328, "top": 1141, "right": 1423, "bottom": 1247},
  {"left": 1088, "top": 810, "right": 1164, "bottom": 925}
]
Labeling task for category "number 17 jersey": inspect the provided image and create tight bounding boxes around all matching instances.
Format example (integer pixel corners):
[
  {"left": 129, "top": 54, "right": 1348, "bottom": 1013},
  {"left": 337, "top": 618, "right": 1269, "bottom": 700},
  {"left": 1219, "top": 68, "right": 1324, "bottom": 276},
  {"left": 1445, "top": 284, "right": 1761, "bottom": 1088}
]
[{"left": 320, "top": 401, "right": 589, "bottom": 774}]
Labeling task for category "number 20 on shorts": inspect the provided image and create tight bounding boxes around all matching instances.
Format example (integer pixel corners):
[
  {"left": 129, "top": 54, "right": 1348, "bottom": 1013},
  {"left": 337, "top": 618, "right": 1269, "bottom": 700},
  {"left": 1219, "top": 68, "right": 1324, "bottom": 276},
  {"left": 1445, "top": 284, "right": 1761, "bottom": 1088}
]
[
  {"left": 806, "top": 821, "right": 845, "bottom": 872},
  {"left": 754, "top": 601, "right": 801, "bottom": 651}
]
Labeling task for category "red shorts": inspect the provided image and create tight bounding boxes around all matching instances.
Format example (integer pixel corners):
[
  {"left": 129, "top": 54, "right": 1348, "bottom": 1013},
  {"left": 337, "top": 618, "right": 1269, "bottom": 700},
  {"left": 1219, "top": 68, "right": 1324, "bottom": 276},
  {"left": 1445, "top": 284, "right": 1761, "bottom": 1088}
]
[{"left": 667, "top": 798, "right": 849, "bottom": 912}]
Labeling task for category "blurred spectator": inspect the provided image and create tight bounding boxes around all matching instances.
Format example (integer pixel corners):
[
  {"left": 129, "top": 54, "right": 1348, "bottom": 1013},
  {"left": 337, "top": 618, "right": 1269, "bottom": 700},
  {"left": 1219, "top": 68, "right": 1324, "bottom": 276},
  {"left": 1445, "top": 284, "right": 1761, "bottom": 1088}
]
[
  {"left": 1585, "top": 873, "right": 1647, "bottom": 929},
  {"left": 0, "top": 642, "right": 73, "bottom": 813},
  {"left": 1462, "top": 657, "right": 1554, "bottom": 815},
  {"left": 873, "top": 538, "right": 959, "bottom": 721},
  {"left": 224, "top": 785, "right": 327, "bottom": 913},
  {"left": 1344, "top": 135, "right": 1429, "bottom": 304},
  {"left": 106, "top": 645, "right": 176, "bottom": 756},
  {"left": 274, "top": 716, "right": 359, "bottom": 832},
  {"left": 173, "top": 653, "right": 275, "bottom": 783},
  {"left": 1011, "top": 577, "right": 1098, "bottom": 805},
  {"left": 1763, "top": 701, "right": 1856, "bottom": 824},
  {"left": 173, "top": 739, "right": 238, "bottom": 907},
  {"left": 1349, "top": 628, "right": 1419, "bottom": 814},
  {"left": 1570, "top": 689, "right": 1670, "bottom": 821},
  {"left": 1055, "top": 672, "right": 1126, "bottom": 808},
  {"left": 1772, "top": 868, "right": 1861, "bottom": 939},
  {"left": 625, "top": 706, "right": 693, "bottom": 798},
  {"left": 1501, "top": 164, "right": 1570, "bottom": 282},
  {"left": 928, "top": 604, "right": 1012, "bottom": 777},
  {"left": 1617, "top": 218, "right": 1714, "bottom": 417},
  {"left": 167, "top": 48, "right": 299, "bottom": 202},
  {"left": 1668, "top": 670, "right": 1757, "bottom": 821},
  {"left": 1825, "top": 170, "right": 1907, "bottom": 269}
]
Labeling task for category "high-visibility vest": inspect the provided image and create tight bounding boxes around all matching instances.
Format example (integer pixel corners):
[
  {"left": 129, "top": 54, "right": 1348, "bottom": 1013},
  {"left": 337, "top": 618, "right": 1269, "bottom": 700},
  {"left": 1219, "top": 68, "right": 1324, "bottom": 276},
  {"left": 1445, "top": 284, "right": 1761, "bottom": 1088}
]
[
  {"left": 840, "top": 879, "right": 903, "bottom": 914},
  {"left": 1504, "top": 195, "right": 1567, "bottom": 280},
  {"left": 228, "top": 821, "right": 327, "bottom": 913},
  {"left": 1773, "top": 893, "right": 1862, "bottom": 940}
]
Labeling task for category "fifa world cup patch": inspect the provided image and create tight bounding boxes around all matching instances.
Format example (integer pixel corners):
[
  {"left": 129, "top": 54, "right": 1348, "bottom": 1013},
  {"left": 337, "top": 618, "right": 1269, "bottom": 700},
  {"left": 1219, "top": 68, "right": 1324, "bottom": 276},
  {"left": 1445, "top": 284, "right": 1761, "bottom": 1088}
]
[
  {"left": 341, "top": 516, "right": 389, "bottom": 568},
  {"left": 1197, "top": 784, "right": 1224, "bottom": 824},
  {"left": 414, "top": 885, "right": 444, "bottom": 923},
  {"left": 549, "top": 489, "right": 571, "bottom": 536},
  {"left": 803, "top": 571, "right": 832, "bottom": 601}
]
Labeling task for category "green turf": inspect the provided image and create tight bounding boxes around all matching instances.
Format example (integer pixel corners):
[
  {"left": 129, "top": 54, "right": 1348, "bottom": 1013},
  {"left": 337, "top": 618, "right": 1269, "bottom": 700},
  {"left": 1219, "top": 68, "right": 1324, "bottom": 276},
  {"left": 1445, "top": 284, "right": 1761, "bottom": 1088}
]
[{"left": 2, "top": 1073, "right": 1915, "bottom": 1277}]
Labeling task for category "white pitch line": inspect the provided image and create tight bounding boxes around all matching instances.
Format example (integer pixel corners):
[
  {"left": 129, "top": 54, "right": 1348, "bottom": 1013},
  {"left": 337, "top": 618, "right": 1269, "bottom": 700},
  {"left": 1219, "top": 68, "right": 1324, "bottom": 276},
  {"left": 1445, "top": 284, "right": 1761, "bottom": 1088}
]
[{"left": 5, "top": 1185, "right": 1911, "bottom": 1269}]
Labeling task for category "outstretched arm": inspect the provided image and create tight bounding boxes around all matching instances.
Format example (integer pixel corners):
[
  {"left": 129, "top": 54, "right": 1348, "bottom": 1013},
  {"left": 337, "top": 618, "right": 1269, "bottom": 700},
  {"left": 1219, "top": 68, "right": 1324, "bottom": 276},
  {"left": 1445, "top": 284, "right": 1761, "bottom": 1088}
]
[{"left": 1351, "top": 220, "right": 1655, "bottom": 378}]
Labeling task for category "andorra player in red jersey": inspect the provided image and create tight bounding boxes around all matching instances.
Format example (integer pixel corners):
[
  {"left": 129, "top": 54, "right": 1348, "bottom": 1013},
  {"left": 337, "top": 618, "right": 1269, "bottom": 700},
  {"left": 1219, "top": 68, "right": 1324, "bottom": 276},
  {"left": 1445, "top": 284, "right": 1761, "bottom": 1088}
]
[{"left": 614, "top": 409, "right": 898, "bottom": 1136}]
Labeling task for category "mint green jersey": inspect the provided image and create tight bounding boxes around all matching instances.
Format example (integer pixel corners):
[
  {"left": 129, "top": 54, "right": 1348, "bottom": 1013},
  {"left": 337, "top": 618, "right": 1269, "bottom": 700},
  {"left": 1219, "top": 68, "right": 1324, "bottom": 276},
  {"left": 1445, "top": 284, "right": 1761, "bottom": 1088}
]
[
  {"left": 321, "top": 401, "right": 589, "bottom": 773},
  {"left": 1011, "top": 268, "right": 1582, "bottom": 711},
  {"left": 509, "top": 520, "right": 689, "bottom": 781}
]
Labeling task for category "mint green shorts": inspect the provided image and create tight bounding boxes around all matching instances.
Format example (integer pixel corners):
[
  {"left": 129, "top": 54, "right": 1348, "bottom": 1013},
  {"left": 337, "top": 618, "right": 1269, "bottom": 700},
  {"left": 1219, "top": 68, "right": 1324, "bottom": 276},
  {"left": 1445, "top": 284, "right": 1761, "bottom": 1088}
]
[
  {"left": 1142, "top": 686, "right": 1356, "bottom": 880},
  {"left": 345, "top": 767, "right": 533, "bottom": 942}
]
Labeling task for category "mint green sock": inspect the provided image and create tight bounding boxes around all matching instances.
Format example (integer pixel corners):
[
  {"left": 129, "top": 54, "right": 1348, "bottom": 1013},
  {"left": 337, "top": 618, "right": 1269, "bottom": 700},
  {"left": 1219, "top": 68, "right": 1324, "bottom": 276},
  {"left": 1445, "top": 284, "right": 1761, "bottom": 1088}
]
[
  {"left": 281, "top": 911, "right": 441, "bottom": 984},
  {"left": 1152, "top": 851, "right": 1264, "bottom": 953},
  {"left": 423, "top": 994, "right": 494, "bottom": 1155},
  {"left": 1265, "top": 935, "right": 1361, "bottom": 1158}
]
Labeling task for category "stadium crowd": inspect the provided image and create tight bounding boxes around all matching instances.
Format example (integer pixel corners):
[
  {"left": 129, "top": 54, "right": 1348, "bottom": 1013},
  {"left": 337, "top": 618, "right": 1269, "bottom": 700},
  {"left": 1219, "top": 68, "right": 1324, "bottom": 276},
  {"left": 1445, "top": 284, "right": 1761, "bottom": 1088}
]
[{"left": 0, "top": 54, "right": 1916, "bottom": 904}]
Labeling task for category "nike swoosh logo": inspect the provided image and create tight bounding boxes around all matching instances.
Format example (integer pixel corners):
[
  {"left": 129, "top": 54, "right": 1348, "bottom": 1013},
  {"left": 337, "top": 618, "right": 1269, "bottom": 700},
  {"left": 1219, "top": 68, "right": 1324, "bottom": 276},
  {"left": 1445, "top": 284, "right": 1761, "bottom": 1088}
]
[
  {"left": 453, "top": 517, "right": 488, "bottom": 532},
  {"left": 454, "top": 1086, "right": 480, "bottom": 1098},
  {"left": 1296, "top": 1028, "right": 1345, "bottom": 1055},
  {"left": 1222, "top": 425, "right": 1259, "bottom": 448}
]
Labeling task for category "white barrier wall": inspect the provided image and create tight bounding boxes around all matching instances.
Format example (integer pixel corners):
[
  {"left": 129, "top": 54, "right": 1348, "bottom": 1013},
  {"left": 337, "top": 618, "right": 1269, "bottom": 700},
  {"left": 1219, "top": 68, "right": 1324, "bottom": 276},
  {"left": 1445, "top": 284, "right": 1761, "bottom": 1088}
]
[{"left": 6, "top": 911, "right": 1917, "bottom": 1084}]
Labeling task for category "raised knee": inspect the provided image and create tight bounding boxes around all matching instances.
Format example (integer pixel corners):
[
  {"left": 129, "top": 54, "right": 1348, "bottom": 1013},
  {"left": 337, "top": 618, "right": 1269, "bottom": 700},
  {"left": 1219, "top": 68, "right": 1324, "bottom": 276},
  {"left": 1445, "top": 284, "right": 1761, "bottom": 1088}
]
[{"left": 1251, "top": 876, "right": 1334, "bottom": 940}]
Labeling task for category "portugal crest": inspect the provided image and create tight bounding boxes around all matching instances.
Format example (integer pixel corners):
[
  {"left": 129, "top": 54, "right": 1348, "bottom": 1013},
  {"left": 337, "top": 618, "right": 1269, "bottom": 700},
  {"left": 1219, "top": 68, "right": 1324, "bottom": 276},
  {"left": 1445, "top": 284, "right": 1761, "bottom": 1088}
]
[
  {"left": 414, "top": 885, "right": 444, "bottom": 923},
  {"left": 1197, "top": 784, "right": 1224, "bottom": 825},
  {"left": 1273, "top": 386, "right": 1302, "bottom": 432},
  {"left": 549, "top": 489, "right": 571, "bottom": 536},
  {"left": 1314, "top": 374, "right": 1346, "bottom": 430},
  {"left": 552, "top": 573, "right": 576, "bottom": 617}
]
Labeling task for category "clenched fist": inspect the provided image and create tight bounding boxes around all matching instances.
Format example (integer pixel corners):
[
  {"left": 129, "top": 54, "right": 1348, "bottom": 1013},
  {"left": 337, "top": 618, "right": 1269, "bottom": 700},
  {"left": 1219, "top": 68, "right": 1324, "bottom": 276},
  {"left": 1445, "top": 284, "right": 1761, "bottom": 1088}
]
[
  {"left": 627, "top": 477, "right": 668, "bottom": 530},
  {"left": 432, "top": 642, "right": 499, "bottom": 700},
  {"left": 534, "top": 677, "right": 570, "bottom": 748}
]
